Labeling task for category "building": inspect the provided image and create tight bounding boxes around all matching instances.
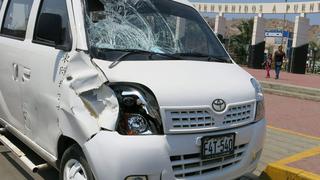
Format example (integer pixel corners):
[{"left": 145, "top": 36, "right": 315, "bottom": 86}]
[
  {"left": 265, "top": 30, "right": 293, "bottom": 58},
  {"left": 193, "top": 1, "right": 319, "bottom": 74}
]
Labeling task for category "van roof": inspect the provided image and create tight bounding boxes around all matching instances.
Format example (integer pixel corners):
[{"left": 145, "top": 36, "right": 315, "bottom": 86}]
[{"left": 173, "top": 0, "right": 194, "bottom": 7}]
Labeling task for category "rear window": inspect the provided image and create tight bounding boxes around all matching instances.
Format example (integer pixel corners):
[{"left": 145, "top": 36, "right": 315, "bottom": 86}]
[{"left": 1, "top": 0, "right": 34, "bottom": 39}]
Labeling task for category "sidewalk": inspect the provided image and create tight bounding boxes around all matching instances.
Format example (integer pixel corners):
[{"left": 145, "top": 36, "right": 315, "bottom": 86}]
[
  {"left": 265, "top": 94, "right": 320, "bottom": 137},
  {"left": 258, "top": 94, "right": 320, "bottom": 180},
  {"left": 287, "top": 150, "right": 320, "bottom": 175},
  {"left": 264, "top": 146, "right": 320, "bottom": 180},
  {"left": 244, "top": 67, "right": 320, "bottom": 89},
  {"left": 256, "top": 128, "right": 320, "bottom": 178},
  {"left": 243, "top": 67, "right": 320, "bottom": 137},
  {"left": 245, "top": 67, "right": 320, "bottom": 179}
]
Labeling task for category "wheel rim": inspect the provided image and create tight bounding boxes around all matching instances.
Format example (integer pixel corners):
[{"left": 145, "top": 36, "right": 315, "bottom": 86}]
[{"left": 64, "top": 159, "right": 88, "bottom": 180}]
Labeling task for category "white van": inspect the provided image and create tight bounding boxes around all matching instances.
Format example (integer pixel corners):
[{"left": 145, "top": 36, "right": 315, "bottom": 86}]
[{"left": 0, "top": 0, "right": 266, "bottom": 179}]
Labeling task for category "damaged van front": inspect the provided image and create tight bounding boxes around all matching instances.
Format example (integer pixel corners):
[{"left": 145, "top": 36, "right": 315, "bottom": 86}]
[{"left": 79, "top": 0, "right": 266, "bottom": 179}]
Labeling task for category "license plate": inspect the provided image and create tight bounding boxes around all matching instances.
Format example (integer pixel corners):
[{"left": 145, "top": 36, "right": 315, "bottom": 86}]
[{"left": 201, "top": 133, "right": 235, "bottom": 160}]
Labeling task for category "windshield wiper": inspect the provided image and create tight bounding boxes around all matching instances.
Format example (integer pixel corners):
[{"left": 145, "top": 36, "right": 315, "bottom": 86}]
[
  {"left": 173, "top": 52, "right": 231, "bottom": 63},
  {"left": 109, "top": 49, "right": 181, "bottom": 68}
]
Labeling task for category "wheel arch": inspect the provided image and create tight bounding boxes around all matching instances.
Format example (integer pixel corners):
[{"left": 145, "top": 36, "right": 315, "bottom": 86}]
[{"left": 57, "top": 135, "right": 79, "bottom": 167}]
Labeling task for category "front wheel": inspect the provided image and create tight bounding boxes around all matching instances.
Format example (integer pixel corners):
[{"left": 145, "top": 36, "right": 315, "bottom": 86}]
[{"left": 60, "top": 144, "right": 95, "bottom": 180}]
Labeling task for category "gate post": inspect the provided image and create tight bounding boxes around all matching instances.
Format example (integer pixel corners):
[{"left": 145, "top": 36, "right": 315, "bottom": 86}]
[
  {"left": 289, "top": 14, "right": 310, "bottom": 74},
  {"left": 249, "top": 14, "right": 266, "bottom": 69},
  {"left": 214, "top": 13, "right": 226, "bottom": 42}
]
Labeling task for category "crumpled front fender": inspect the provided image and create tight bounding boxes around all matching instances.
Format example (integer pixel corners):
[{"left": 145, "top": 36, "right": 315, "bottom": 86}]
[{"left": 55, "top": 51, "right": 119, "bottom": 145}]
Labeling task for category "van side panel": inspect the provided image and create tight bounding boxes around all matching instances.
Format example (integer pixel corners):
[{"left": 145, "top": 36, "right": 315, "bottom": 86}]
[{"left": 0, "top": 38, "right": 28, "bottom": 133}]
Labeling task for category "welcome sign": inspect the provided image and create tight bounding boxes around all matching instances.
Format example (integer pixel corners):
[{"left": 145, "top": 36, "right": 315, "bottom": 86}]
[{"left": 193, "top": 1, "right": 320, "bottom": 14}]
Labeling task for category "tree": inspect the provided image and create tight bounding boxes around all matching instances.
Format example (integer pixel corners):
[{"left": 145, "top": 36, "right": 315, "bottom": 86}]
[
  {"left": 229, "top": 19, "right": 254, "bottom": 65},
  {"left": 309, "top": 40, "right": 320, "bottom": 73},
  {"left": 309, "top": 40, "right": 320, "bottom": 60}
]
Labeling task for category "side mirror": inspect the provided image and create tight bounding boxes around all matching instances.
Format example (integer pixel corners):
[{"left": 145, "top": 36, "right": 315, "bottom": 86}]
[{"left": 35, "top": 13, "right": 71, "bottom": 51}]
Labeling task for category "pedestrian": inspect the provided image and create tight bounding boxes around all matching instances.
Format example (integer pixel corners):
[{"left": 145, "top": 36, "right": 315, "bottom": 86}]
[
  {"left": 262, "top": 54, "right": 272, "bottom": 78},
  {"left": 274, "top": 45, "right": 286, "bottom": 79}
]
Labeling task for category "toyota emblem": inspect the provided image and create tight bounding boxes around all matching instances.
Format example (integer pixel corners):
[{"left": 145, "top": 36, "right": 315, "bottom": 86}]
[{"left": 212, "top": 99, "right": 227, "bottom": 112}]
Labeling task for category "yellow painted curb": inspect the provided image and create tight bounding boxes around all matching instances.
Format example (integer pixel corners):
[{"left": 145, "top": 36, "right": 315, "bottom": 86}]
[{"left": 264, "top": 146, "right": 320, "bottom": 180}]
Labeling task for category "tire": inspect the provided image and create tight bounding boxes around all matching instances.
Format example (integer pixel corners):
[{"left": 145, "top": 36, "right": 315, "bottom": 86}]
[{"left": 59, "top": 144, "right": 95, "bottom": 180}]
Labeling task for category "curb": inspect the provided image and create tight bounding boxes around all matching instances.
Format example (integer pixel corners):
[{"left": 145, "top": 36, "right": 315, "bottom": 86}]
[
  {"left": 263, "top": 147, "right": 320, "bottom": 180},
  {"left": 267, "top": 126, "right": 320, "bottom": 141},
  {"left": 260, "top": 81, "right": 320, "bottom": 96},
  {"left": 262, "top": 88, "right": 320, "bottom": 102},
  {"left": 260, "top": 81, "right": 320, "bottom": 102}
]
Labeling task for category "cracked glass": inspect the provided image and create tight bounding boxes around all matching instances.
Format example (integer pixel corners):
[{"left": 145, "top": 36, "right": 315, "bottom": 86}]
[{"left": 84, "top": 0, "right": 229, "bottom": 61}]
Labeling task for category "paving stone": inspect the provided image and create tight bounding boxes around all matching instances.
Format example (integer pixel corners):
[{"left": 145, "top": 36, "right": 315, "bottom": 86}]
[
  {"left": 287, "top": 154, "right": 320, "bottom": 174},
  {"left": 244, "top": 67, "right": 320, "bottom": 89},
  {"left": 253, "top": 127, "right": 320, "bottom": 178}
]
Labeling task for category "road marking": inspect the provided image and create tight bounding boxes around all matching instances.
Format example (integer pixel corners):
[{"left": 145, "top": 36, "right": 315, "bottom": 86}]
[
  {"left": 264, "top": 126, "right": 320, "bottom": 179},
  {"left": 267, "top": 125, "right": 320, "bottom": 141},
  {"left": 264, "top": 146, "right": 320, "bottom": 180}
]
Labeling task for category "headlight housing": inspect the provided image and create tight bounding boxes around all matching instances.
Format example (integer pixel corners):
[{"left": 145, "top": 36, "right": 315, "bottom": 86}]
[
  {"left": 110, "top": 83, "right": 163, "bottom": 135},
  {"left": 250, "top": 78, "right": 265, "bottom": 121}
]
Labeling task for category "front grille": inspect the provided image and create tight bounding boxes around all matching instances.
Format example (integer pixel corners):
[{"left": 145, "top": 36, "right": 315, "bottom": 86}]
[
  {"left": 223, "top": 103, "right": 254, "bottom": 125},
  {"left": 165, "top": 101, "right": 255, "bottom": 133},
  {"left": 170, "top": 144, "right": 248, "bottom": 179},
  {"left": 166, "top": 109, "right": 215, "bottom": 129}
]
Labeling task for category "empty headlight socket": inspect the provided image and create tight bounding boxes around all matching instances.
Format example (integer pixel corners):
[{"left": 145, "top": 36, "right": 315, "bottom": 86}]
[{"left": 109, "top": 83, "right": 164, "bottom": 135}]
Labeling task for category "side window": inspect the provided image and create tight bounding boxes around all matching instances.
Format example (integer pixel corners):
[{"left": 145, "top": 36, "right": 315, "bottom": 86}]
[
  {"left": 33, "top": 0, "right": 71, "bottom": 48},
  {"left": 0, "top": 0, "right": 34, "bottom": 39},
  {"left": 0, "top": 0, "right": 3, "bottom": 9}
]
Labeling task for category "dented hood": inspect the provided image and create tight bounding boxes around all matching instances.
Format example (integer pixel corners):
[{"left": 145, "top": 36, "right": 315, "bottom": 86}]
[{"left": 93, "top": 59, "right": 256, "bottom": 106}]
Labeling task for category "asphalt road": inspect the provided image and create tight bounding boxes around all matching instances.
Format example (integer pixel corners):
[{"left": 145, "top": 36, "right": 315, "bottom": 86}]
[{"left": 0, "top": 133, "right": 58, "bottom": 180}]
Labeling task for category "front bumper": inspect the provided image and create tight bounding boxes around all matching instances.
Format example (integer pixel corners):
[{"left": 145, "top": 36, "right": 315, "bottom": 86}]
[{"left": 83, "top": 119, "right": 266, "bottom": 180}]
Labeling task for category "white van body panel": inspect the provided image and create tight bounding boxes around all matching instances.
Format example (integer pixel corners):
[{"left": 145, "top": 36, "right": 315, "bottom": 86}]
[
  {"left": 174, "top": 0, "right": 193, "bottom": 7},
  {"left": 92, "top": 60, "right": 256, "bottom": 106},
  {"left": 84, "top": 119, "right": 266, "bottom": 180},
  {"left": 0, "top": 0, "right": 266, "bottom": 179},
  {"left": 0, "top": 37, "right": 26, "bottom": 133},
  {"left": 0, "top": 0, "right": 110, "bottom": 161},
  {"left": 173, "top": 0, "right": 194, "bottom": 7},
  {"left": 71, "top": 0, "right": 88, "bottom": 51}
]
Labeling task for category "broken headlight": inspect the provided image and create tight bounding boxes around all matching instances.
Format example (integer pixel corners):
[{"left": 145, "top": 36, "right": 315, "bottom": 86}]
[
  {"left": 110, "top": 84, "right": 163, "bottom": 135},
  {"left": 250, "top": 78, "right": 265, "bottom": 121}
]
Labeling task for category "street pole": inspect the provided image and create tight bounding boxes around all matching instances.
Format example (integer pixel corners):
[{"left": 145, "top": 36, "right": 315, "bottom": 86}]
[
  {"left": 282, "top": 0, "right": 292, "bottom": 72},
  {"left": 313, "top": 48, "right": 318, "bottom": 73},
  {"left": 282, "top": 0, "right": 287, "bottom": 45}
]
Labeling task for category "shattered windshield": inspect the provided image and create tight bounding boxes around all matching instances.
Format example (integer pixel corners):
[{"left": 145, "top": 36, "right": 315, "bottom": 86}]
[{"left": 84, "top": 0, "right": 229, "bottom": 61}]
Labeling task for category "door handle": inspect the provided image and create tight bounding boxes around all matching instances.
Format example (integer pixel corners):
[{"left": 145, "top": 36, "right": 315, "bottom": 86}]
[
  {"left": 22, "top": 67, "right": 31, "bottom": 82},
  {"left": 12, "top": 63, "right": 19, "bottom": 81}
]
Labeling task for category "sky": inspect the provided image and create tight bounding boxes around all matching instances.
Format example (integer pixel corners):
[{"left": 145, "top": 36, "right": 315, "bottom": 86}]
[{"left": 190, "top": 0, "right": 320, "bottom": 25}]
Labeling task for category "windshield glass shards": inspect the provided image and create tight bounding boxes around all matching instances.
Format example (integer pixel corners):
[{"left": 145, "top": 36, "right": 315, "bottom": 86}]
[{"left": 85, "top": 0, "right": 230, "bottom": 62}]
